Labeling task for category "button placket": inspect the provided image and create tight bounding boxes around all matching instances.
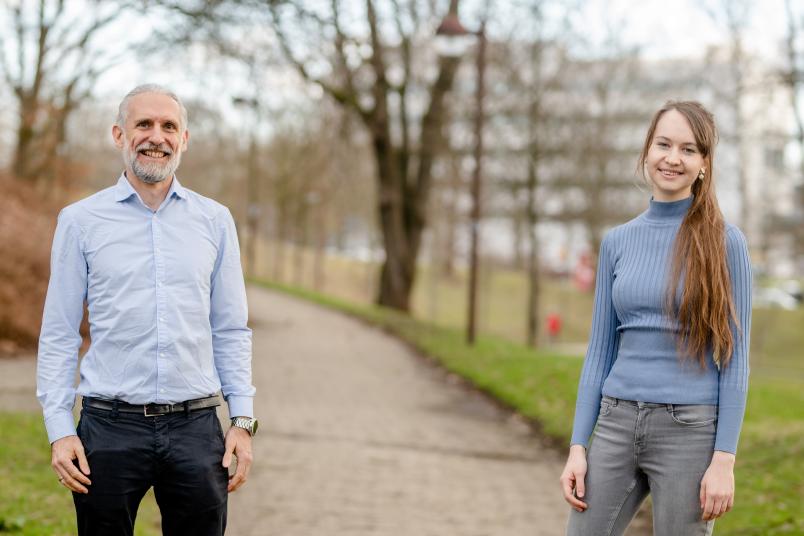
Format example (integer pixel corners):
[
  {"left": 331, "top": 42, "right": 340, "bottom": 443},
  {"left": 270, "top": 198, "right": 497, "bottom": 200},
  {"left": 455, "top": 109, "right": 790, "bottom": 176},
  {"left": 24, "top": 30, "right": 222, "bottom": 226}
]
[{"left": 152, "top": 213, "right": 167, "bottom": 401}]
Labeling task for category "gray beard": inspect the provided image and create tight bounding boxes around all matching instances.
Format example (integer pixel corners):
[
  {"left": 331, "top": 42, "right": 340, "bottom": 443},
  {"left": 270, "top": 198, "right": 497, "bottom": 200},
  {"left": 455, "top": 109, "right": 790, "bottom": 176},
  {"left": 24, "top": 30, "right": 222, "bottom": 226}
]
[{"left": 124, "top": 147, "right": 182, "bottom": 184}]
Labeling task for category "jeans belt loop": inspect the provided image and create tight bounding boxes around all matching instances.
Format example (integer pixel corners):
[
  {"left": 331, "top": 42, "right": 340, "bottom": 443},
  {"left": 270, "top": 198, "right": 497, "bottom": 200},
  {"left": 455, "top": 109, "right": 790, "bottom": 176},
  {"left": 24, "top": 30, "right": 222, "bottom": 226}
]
[
  {"left": 111, "top": 400, "right": 119, "bottom": 420},
  {"left": 183, "top": 401, "right": 190, "bottom": 417}
]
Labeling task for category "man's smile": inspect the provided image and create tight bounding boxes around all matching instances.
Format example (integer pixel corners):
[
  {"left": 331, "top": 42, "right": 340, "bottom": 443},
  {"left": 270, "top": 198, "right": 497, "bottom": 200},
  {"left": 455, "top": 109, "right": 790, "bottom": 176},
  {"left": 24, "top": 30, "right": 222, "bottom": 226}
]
[{"left": 136, "top": 145, "right": 173, "bottom": 161}]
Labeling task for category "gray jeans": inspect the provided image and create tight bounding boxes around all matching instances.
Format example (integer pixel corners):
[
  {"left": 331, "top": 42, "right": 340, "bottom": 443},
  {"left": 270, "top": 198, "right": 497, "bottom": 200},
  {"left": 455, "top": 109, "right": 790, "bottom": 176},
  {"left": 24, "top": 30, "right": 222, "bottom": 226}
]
[{"left": 567, "top": 397, "right": 716, "bottom": 536}]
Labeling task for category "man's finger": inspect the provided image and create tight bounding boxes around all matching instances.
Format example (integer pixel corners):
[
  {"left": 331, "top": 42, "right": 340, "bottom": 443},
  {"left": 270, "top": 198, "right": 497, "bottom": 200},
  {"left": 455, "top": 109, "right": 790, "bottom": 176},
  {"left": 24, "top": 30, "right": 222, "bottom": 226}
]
[
  {"left": 228, "top": 469, "right": 245, "bottom": 492},
  {"left": 222, "top": 442, "right": 235, "bottom": 469},
  {"left": 62, "top": 459, "right": 92, "bottom": 486},
  {"left": 76, "top": 446, "right": 91, "bottom": 476},
  {"left": 57, "top": 469, "right": 88, "bottom": 494}
]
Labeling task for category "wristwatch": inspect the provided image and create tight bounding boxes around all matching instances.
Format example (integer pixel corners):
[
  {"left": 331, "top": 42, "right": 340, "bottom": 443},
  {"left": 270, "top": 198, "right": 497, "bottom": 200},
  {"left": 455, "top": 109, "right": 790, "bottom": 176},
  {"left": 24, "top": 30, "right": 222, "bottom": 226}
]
[{"left": 231, "top": 416, "right": 259, "bottom": 436}]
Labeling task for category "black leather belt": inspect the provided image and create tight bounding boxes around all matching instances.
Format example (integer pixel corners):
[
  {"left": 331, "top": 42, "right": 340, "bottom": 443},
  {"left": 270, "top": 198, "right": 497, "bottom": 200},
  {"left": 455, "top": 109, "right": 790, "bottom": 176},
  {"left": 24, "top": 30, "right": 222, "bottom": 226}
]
[{"left": 83, "top": 396, "right": 220, "bottom": 416}]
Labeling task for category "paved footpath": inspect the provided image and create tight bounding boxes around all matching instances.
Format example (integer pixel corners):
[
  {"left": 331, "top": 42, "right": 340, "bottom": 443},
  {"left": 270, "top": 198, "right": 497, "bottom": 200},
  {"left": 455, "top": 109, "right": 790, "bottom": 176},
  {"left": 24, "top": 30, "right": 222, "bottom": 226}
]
[
  {"left": 227, "top": 286, "right": 571, "bottom": 536},
  {"left": 3, "top": 286, "right": 652, "bottom": 535}
]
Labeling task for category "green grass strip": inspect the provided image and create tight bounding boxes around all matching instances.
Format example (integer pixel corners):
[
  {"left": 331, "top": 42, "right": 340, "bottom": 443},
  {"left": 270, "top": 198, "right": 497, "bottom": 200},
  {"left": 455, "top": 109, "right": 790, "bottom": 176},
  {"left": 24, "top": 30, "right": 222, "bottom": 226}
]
[{"left": 0, "top": 411, "right": 160, "bottom": 535}]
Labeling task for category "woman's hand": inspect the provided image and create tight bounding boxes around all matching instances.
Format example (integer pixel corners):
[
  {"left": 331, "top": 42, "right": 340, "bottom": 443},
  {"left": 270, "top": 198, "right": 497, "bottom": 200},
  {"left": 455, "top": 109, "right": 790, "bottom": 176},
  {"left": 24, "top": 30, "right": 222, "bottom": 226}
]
[
  {"left": 560, "top": 444, "right": 588, "bottom": 512},
  {"left": 700, "top": 451, "right": 735, "bottom": 520}
]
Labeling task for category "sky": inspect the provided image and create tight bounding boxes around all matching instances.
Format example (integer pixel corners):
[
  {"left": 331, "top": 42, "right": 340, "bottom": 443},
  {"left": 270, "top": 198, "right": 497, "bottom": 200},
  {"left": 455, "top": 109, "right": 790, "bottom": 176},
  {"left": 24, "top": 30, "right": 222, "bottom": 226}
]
[
  {"left": 579, "top": 0, "right": 790, "bottom": 62},
  {"left": 1, "top": 0, "right": 798, "bottom": 166},
  {"left": 87, "top": 0, "right": 794, "bottom": 103}
]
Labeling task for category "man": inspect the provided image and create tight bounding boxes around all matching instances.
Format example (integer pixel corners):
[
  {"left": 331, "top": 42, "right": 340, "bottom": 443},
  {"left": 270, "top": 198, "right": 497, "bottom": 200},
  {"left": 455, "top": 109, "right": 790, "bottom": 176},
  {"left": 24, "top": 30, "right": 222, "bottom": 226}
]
[{"left": 36, "top": 84, "right": 257, "bottom": 536}]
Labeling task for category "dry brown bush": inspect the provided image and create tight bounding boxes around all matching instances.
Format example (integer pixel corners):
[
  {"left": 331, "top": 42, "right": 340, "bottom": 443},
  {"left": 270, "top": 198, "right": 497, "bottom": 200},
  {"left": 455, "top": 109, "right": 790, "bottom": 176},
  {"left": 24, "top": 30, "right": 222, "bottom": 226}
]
[{"left": 0, "top": 174, "right": 60, "bottom": 355}]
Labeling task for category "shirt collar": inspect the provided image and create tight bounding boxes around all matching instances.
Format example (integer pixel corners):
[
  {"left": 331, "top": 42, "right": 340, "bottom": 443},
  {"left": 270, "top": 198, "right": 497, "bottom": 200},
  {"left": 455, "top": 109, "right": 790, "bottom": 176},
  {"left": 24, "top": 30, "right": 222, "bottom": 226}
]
[
  {"left": 644, "top": 195, "right": 694, "bottom": 223},
  {"left": 114, "top": 173, "right": 188, "bottom": 203}
]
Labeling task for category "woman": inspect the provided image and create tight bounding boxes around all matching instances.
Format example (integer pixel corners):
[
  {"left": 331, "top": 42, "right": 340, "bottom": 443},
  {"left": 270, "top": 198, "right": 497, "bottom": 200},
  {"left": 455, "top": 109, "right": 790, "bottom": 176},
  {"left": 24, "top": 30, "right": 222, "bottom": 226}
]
[{"left": 560, "top": 101, "right": 751, "bottom": 535}]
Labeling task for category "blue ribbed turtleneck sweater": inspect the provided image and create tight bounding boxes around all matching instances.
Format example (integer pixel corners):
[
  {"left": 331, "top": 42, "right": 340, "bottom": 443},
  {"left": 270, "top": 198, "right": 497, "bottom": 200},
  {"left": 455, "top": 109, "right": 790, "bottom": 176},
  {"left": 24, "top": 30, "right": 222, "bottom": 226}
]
[{"left": 570, "top": 196, "right": 752, "bottom": 454}]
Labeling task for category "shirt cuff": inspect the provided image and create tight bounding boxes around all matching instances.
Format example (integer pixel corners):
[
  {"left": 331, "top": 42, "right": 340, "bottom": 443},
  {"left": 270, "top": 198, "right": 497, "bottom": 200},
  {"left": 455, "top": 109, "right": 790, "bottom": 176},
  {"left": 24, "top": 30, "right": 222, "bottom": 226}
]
[
  {"left": 45, "top": 411, "right": 77, "bottom": 444},
  {"left": 570, "top": 388, "right": 603, "bottom": 448},
  {"left": 714, "top": 387, "right": 748, "bottom": 454},
  {"left": 226, "top": 395, "right": 253, "bottom": 419}
]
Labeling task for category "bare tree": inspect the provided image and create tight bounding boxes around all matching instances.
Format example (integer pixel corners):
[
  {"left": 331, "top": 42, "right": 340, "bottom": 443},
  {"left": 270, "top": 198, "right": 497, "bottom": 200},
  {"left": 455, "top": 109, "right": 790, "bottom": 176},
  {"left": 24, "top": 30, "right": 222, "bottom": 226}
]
[
  {"left": 700, "top": 0, "right": 754, "bottom": 237},
  {"left": 158, "top": 0, "right": 464, "bottom": 311},
  {"left": 265, "top": 0, "right": 465, "bottom": 311},
  {"left": 0, "top": 0, "right": 129, "bottom": 185},
  {"left": 783, "top": 0, "right": 804, "bottom": 265}
]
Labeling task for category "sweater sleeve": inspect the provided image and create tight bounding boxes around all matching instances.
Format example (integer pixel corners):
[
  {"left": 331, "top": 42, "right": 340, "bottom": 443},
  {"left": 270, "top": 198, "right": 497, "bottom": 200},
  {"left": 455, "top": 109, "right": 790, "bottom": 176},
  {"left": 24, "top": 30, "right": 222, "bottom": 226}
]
[
  {"left": 570, "top": 232, "right": 621, "bottom": 447},
  {"left": 714, "top": 226, "right": 752, "bottom": 454}
]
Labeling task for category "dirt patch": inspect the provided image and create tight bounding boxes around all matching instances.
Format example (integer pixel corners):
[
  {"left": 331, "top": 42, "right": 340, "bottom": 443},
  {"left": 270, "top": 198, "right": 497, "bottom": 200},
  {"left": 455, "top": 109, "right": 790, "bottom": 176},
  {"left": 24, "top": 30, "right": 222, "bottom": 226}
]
[{"left": 0, "top": 355, "right": 39, "bottom": 413}]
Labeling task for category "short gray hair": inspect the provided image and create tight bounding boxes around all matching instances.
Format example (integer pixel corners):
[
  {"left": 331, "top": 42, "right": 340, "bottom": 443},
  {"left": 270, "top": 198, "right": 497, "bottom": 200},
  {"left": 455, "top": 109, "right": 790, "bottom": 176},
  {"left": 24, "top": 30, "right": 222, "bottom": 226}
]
[{"left": 116, "top": 84, "right": 188, "bottom": 132}]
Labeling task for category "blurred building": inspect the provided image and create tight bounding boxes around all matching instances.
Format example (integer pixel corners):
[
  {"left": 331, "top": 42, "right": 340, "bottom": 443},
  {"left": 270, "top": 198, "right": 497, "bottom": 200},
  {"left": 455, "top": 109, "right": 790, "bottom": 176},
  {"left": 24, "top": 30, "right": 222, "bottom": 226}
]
[{"left": 436, "top": 40, "right": 800, "bottom": 278}]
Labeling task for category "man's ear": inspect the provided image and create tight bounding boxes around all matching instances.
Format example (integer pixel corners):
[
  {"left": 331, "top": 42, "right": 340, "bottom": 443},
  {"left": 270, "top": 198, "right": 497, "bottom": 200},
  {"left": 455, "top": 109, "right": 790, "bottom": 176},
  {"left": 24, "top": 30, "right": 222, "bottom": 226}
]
[
  {"left": 112, "top": 124, "right": 124, "bottom": 149},
  {"left": 181, "top": 129, "right": 190, "bottom": 152}
]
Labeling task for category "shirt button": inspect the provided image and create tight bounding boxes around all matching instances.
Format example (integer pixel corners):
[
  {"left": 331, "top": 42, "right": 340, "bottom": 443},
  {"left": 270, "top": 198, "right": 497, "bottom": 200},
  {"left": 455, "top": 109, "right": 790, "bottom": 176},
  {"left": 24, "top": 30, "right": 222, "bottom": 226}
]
[{"left": 159, "top": 317, "right": 164, "bottom": 322}]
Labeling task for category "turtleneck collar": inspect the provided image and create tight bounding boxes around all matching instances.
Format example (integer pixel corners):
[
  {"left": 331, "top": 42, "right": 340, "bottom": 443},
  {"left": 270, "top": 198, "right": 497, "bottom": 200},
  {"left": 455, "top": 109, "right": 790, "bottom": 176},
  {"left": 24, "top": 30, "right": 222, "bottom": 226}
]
[{"left": 644, "top": 195, "right": 693, "bottom": 223}]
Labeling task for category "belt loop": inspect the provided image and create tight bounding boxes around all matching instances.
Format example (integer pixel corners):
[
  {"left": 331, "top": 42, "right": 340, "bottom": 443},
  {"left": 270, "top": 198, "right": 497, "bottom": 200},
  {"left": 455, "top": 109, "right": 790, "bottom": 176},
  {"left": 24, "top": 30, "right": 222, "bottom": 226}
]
[
  {"left": 111, "top": 400, "right": 119, "bottom": 420},
  {"left": 183, "top": 400, "right": 190, "bottom": 417}
]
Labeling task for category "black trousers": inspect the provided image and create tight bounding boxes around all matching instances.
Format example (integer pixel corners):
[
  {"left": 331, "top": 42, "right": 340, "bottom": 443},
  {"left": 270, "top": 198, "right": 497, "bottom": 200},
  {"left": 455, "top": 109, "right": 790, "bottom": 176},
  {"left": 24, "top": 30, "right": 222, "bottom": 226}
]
[{"left": 73, "top": 405, "right": 228, "bottom": 536}]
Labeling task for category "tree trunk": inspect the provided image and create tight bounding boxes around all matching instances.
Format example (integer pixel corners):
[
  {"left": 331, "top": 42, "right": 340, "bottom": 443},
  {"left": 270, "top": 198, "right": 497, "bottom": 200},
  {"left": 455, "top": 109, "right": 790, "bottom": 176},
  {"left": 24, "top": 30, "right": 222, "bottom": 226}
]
[
  {"left": 13, "top": 98, "right": 37, "bottom": 181},
  {"left": 313, "top": 203, "right": 326, "bottom": 291},
  {"left": 526, "top": 134, "right": 541, "bottom": 348}
]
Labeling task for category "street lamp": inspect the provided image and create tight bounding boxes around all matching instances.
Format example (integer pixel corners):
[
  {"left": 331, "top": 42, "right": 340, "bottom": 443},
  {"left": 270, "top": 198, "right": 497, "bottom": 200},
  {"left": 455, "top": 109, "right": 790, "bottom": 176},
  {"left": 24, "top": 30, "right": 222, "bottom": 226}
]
[
  {"left": 436, "top": 10, "right": 487, "bottom": 345},
  {"left": 232, "top": 96, "right": 261, "bottom": 278}
]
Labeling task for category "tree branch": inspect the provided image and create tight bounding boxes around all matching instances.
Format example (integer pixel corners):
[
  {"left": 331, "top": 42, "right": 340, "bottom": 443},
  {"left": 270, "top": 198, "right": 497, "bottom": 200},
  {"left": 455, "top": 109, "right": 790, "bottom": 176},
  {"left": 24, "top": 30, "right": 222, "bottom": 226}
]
[{"left": 268, "top": 2, "right": 370, "bottom": 121}]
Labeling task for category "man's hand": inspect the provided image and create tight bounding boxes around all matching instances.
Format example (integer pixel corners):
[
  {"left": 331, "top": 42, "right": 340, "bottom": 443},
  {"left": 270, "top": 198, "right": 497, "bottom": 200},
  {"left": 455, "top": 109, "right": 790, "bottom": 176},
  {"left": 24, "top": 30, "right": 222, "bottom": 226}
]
[
  {"left": 700, "top": 451, "right": 736, "bottom": 521},
  {"left": 559, "top": 444, "right": 588, "bottom": 512},
  {"left": 222, "top": 426, "right": 253, "bottom": 492},
  {"left": 51, "top": 435, "right": 91, "bottom": 494}
]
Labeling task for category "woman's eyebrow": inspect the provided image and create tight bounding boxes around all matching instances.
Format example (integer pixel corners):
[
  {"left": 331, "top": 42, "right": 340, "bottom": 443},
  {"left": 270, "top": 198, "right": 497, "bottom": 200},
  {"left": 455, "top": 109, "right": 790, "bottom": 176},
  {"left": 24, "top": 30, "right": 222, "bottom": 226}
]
[{"left": 655, "top": 135, "right": 696, "bottom": 146}]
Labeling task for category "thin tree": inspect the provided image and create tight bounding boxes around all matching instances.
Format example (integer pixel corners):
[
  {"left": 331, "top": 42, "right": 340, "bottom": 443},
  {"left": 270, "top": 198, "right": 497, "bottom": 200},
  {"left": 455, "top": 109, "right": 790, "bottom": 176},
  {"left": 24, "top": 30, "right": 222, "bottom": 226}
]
[
  {"left": 783, "top": 0, "right": 804, "bottom": 263},
  {"left": 0, "top": 0, "right": 129, "bottom": 184}
]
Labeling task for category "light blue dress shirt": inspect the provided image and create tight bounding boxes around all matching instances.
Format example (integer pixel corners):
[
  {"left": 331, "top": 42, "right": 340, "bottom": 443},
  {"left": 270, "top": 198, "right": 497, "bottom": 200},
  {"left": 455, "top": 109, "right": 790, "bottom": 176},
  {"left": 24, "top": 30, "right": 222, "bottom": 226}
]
[{"left": 37, "top": 174, "right": 254, "bottom": 443}]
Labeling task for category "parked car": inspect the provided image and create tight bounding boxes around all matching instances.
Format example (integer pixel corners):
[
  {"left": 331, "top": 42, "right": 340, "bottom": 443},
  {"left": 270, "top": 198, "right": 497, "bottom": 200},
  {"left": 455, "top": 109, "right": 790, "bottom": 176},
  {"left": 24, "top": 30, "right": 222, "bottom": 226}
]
[{"left": 753, "top": 284, "right": 800, "bottom": 310}]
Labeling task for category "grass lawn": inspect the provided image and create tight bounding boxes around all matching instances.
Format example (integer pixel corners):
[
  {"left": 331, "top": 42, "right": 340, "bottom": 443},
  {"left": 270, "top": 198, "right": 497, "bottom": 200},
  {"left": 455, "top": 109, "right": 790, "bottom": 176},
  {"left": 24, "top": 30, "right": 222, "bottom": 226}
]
[
  {"left": 0, "top": 411, "right": 161, "bottom": 536},
  {"left": 255, "top": 244, "right": 804, "bottom": 372},
  {"left": 256, "top": 279, "right": 804, "bottom": 535}
]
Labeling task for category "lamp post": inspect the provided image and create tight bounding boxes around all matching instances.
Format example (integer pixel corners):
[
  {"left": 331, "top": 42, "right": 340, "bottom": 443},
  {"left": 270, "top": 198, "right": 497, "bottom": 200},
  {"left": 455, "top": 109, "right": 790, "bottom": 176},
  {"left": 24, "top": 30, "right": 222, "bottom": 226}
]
[
  {"left": 232, "top": 96, "right": 261, "bottom": 278},
  {"left": 436, "top": 9, "right": 487, "bottom": 345}
]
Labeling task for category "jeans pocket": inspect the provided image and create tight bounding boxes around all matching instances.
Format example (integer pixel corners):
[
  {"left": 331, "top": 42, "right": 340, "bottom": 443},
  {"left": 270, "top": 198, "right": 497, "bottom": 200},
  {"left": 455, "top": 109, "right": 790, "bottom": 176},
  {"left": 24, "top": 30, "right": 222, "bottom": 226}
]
[
  {"left": 212, "top": 412, "right": 226, "bottom": 443},
  {"left": 598, "top": 400, "right": 612, "bottom": 417},
  {"left": 668, "top": 404, "right": 717, "bottom": 426}
]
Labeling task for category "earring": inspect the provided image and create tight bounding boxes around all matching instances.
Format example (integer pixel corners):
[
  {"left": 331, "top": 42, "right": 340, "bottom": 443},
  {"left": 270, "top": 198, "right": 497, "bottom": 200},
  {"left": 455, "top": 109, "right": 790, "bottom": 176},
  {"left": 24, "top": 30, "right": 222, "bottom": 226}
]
[{"left": 697, "top": 169, "right": 705, "bottom": 181}]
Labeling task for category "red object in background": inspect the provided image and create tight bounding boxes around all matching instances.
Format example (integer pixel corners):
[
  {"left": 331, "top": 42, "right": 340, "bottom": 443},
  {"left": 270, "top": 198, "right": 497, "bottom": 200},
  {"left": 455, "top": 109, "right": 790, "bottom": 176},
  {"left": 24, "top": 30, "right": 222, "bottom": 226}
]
[{"left": 546, "top": 313, "right": 562, "bottom": 340}]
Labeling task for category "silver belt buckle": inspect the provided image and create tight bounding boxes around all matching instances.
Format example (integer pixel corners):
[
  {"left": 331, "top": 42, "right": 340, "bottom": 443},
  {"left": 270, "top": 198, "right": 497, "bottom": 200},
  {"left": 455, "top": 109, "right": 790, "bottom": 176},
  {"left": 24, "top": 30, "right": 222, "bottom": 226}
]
[{"left": 143, "top": 404, "right": 166, "bottom": 417}]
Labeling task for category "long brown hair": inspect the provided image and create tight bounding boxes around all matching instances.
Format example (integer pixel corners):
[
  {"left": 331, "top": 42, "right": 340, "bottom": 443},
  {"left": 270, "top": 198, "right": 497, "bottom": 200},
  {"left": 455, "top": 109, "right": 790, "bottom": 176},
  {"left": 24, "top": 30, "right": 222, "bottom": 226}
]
[{"left": 637, "top": 101, "right": 738, "bottom": 369}]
